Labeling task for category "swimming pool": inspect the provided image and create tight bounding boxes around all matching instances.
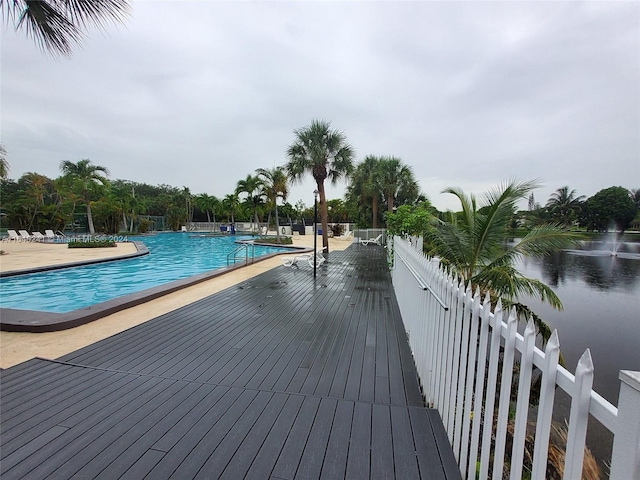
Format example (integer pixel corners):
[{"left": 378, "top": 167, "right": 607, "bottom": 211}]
[{"left": 0, "top": 233, "right": 292, "bottom": 313}]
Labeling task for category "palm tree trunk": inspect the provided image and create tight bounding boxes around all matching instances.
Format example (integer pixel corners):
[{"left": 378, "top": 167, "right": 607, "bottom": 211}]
[
  {"left": 253, "top": 204, "right": 259, "bottom": 233},
  {"left": 275, "top": 203, "right": 281, "bottom": 243},
  {"left": 86, "top": 203, "right": 96, "bottom": 235},
  {"left": 318, "top": 182, "right": 329, "bottom": 254},
  {"left": 372, "top": 196, "right": 379, "bottom": 229}
]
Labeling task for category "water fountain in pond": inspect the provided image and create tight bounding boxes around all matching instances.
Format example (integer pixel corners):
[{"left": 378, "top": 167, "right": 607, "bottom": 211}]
[
  {"left": 606, "top": 232, "right": 620, "bottom": 256},
  {"left": 564, "top": 232, "right": 640, "bottom": 260}
]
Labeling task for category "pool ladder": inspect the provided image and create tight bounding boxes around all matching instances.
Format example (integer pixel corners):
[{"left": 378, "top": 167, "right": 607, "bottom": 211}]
[{"left": 227, "top": 243, "right": 255, "bottom": 266}]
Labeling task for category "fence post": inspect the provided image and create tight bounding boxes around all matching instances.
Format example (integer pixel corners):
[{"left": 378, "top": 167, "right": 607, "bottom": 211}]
[{"left": 610, "top": 370, "right": 640, "bottom": 480}]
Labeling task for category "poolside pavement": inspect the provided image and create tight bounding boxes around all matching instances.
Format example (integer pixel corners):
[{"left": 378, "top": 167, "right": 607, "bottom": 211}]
[
  {"left": 0, "top": 235, "right": 352, "bottom": 368},
  {"left": 0, "top": 241, "right": 139, "bottom": 274}
]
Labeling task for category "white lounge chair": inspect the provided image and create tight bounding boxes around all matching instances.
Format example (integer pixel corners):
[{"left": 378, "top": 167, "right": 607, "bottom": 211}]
[
  {"left": 307, "top": 252, "right": 325, "bottom": 268},
  {"left": 6, "top": 230, "right": 20, "bottom": 242},
  {"left": 31, "top": 232, "right": 46, "bottom": 242},
  {"left": 281, "top": 252, "right": 325, "bottom": 268},
  {"left": 359, "top": 234, "right": 383, "bottom": 246},
  {"left": 45, "top": 229, "right": 64, "bottom": 241},
  {"left": 18, "top": 230, "right": 35, "bottom": 242},
  {"left": 336, "top": 231, "right": 353, "bottom": 241},
  {"left": 281, "top": 253, "right": 312, "bottom": 268}
]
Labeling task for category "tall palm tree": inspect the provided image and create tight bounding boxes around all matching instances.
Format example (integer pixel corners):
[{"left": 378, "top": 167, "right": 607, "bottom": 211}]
[
  {"left": 378, "top": 156, "right": 419, "bottom": 214},
  {"left": 2, "top": 0, "right": 130, "bottom": 56},
  {"left": 427, "top": 179, "right": 582, "bottom": 342},
  {"left": 60, "top": 158, "right": 109, "bottom": 235},
  {"left": 256, "top": 166, "right": 289, "bottom": 242},
  {"left": 286, "top": 119, "right": 354, "bottom": 253},
  {"left": 545, "top": 186, "right": 585, "bottom": 227},
  {"left": 349, "top": 155, "right": 382, "bottom": 228},
  {"left": 235, "top": 174, "right": 263, "bottom": 233}
]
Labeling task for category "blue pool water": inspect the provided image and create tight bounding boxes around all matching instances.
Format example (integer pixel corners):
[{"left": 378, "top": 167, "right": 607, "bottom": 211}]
[{"left": 0, "top": 233, "right": 291, "bottom": 313}]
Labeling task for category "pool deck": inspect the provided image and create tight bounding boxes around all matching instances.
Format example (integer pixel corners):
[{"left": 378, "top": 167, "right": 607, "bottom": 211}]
[{"left": 0, "top": 244, "right": 461, "bottom": 479}]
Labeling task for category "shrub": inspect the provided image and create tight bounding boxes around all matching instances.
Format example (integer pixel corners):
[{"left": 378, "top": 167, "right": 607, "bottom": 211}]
[
  {"left": 255, "top": 236, "right": 293, "bottom": 245},
  {"left": 330, "top": 224, "right": 344, "bottom": 237},
  {"left": 68, "top": 240, "right": 116, "bottom": 248},
  {"left": 138, "top": 218, "right": 151, "bottom": 234}
]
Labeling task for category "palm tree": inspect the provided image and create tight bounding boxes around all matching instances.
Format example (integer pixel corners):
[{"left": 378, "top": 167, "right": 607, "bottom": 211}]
[
  {"left": 545, "top": 186, "right": 585, "bottom": 227},
  {"left": 426, "top": 179, "right": 582, "bottom": 342},
  {"left": 2, "top": 0, "right": 130, "bottom": 56},
  {"left": 180, "top": 187, "right": 193, "bottom": 229},
  {"left": 222, "top": 193, "right": 239, "bottom": 226},
  {"left": 193, "top": 193, "right": 220, "bottom": 228},
  {"left": 286, "top": 119, "right": 355, "bottom": 253},
  {"left": 256, "top": 167, "right": 289, "bottom": 242},
  {"left": 349, "top": 155, "right": 382, "bottom": 228},
  {"left": 378, "top": 156, "right": 419, "bottom": 214},
  {"left": 235, "top": 174, "right": 263, "bottom": 233},
  {"left": 59, "top": 159, "right": 109, "bottom": 235}
]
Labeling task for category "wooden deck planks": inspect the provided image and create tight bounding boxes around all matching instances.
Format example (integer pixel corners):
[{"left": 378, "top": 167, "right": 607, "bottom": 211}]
[{"left": 0, "top": 245, "right": 461, "bottom": 479}]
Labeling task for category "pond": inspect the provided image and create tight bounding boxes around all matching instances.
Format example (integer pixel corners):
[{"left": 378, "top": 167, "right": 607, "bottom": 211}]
[
  {"left": 517, "top": 237, "right": 640, "bottom": 404},
  {"left": 517, "top": 236, "right": 640, "bottom": 472}
]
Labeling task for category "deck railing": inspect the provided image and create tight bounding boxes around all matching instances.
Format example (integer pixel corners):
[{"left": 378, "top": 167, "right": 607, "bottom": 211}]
[{"left": 390, "top": 236, "right": 639, "bottom": 480}]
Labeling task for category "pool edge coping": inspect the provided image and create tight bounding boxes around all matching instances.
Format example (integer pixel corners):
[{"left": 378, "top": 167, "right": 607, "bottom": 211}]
[
  {"left": 0, "top": 241, "right": 311, "bottom": 333},
  {"left": 0, "top": 241, "right": 150, "bottom": 278}
]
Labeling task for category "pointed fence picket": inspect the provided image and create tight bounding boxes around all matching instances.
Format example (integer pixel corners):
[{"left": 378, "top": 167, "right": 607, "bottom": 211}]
[{"left": 391, "top": 236, "right": 639, "bottom": 480}]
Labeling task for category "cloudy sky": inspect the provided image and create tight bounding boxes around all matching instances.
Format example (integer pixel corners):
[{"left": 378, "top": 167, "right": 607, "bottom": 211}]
[{"left": 1, "top": 1, "right": 638, "bottom": 211}]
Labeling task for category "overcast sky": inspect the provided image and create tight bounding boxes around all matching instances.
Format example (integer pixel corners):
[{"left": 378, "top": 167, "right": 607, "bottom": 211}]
[{"left": 1, "top": 0, "right": 638, "bottom": 211}]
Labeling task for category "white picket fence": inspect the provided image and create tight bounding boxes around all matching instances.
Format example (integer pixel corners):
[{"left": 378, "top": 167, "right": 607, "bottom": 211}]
[{"left": 391, "top": 237, "right": 639, "bottom": 480}]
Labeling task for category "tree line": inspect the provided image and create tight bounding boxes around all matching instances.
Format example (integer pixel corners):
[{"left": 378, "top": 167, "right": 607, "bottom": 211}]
[
  {"left": 1, "top": 121, "right": 637, "bottom": 247},
  {"left": 0, "top": 120, "right": 423, "bottom": 248}
]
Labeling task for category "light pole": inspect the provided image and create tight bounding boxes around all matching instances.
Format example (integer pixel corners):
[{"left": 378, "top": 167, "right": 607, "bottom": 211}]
[{"left": 313, "top": 189, "right": 318, "bottom": 278}]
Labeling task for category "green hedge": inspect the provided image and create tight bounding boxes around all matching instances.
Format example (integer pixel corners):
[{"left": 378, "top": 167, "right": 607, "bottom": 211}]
[
  {"left": 68, "top": 240, "right": 117, "bottom": 248},
  {"left": 255, "top": 236, "right": 293, "bottom": 245}
]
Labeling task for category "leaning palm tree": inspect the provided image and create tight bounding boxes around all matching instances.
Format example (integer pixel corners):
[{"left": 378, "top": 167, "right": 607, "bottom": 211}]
[
  {"left": 2, "top": 0, "right": 130, "bottom": 56},
  {"left": 286, "top": 119, "right": 354, "bottom": 253},
  {"left": 349, "top": 155, "right": 382, "bottom": 228},
  {"left": 59, "top": 158, "right": 109, "bottom": 235},
  {"left": 193, "top": 193, "right": 220, "bottom": 228},
  {"left": 545, "top": 186, "right": 585, "bottom": 227},
  {"left": 235, "top": 174, "right": 263, "bottom": 233},
  {"left": 256, "top": 166, "right": 289, "bottom": 242},
  {"left": 426, "top": 179, "right": 582, "bottom": 343}
]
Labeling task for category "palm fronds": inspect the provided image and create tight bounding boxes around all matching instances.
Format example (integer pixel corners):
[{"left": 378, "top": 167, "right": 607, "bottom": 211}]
[
  {"left": 3, "top": 0, "right": 130, "bottom": 56},
  {"left": 427, "top": 179, "right": 581, "bottom": 344}
]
